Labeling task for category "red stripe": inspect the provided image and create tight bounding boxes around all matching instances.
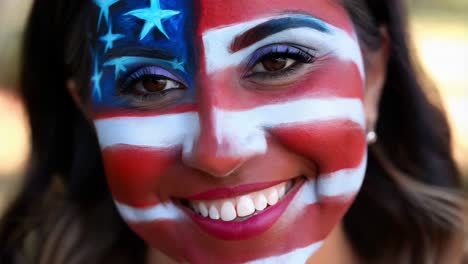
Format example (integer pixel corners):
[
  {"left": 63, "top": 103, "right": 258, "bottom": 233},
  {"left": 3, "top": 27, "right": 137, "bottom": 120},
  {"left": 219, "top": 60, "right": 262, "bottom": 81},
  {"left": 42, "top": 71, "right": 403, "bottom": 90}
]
[
  {"left": 271, "top": 120, "right": 366, "bottom": 174},
  {"left": 198, "top": 0, "right": 355, "bottom": 36},
  {"left": 128, "top": 194, "right": 355, "bottom": 263},
  {"left": 102, "top": 145, "right": 179, "bottom": 206}
]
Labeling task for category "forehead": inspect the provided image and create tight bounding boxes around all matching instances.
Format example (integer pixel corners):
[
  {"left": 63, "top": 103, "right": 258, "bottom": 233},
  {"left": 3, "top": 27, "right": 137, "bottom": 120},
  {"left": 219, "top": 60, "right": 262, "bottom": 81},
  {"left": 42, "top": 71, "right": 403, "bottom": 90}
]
[{"left": 94, "top": 0, "right": 352, "bottom": 37}]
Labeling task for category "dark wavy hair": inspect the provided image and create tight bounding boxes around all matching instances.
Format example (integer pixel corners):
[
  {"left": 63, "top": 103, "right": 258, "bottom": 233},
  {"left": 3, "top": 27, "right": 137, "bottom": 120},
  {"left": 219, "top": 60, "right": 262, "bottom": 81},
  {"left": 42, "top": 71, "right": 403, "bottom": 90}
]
[{"left": 0, "top": 0, "right": 465, "bottom": 263}]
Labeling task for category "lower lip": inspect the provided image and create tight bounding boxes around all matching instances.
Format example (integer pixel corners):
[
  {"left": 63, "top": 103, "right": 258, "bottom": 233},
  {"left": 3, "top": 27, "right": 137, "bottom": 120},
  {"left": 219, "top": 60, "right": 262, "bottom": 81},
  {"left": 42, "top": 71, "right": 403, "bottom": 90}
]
[{"left": 183, "top": 179, "right": 304, "bottom": 241}]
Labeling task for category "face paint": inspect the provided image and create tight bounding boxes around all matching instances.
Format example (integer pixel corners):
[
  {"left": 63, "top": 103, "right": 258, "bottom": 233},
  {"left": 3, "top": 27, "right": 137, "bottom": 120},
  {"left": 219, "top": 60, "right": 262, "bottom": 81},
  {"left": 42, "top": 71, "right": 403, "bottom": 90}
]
[{"left": 90, "top": 0, "right": 366, "bottom": 263}]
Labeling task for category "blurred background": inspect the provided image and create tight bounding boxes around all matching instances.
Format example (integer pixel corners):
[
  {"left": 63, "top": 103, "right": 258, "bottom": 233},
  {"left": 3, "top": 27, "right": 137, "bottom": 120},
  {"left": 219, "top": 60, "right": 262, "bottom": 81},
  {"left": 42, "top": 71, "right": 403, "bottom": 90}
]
[{"left": 0, "top": 0, "right": 467, "bottom": 213}]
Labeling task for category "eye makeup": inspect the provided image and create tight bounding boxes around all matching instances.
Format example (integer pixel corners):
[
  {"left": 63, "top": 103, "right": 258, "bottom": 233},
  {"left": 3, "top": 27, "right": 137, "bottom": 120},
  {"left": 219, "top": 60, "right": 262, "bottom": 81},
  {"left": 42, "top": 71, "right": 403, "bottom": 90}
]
[
  {"left": 246, "top": 44, "right": 315, "bottom": 69},
  {"left": 92, "top": 55, "right": 191, "bottom": 109},
  {"left": 104, "top": 56, "right": 187, "bottom": 79},
  {"left": 113, "top": 66, "right": 187, "bottom": 108},
  {"left": 120, "top": 66, "right": 186, "bottom": 90},
  {"left": 243, "top": 44, "right": 317, "bottom": 81}
]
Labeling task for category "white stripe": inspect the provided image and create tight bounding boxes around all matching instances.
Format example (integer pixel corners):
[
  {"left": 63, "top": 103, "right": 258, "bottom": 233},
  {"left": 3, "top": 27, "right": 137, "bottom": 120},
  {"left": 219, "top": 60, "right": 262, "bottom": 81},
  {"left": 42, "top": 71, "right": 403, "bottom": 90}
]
[
  {"left": 318, "top": 155, "right": 367, "bottom": 197},
  {"left": 246, "top": 241, "right": 324, "bottom": 264},
  {"left": 202, "top": 15, "right": 364, "bottom": 78},
  {"left": 95, "top": 112, "right": 199, "bottom": 149},
  {"left": 202, "top": 17, "right": 269, "bottom": 73},
  {"left": 114, "top": 158, "right": 366, "bottom": 223},
  {"left": 114, "top": 201, "right": 184, "bottom": 222},
  {"left": 294, "top": 156, "right": 367, "bottom": 205},
  {"left": 95, "top": 98, "right": 365, "bottom": 155}
]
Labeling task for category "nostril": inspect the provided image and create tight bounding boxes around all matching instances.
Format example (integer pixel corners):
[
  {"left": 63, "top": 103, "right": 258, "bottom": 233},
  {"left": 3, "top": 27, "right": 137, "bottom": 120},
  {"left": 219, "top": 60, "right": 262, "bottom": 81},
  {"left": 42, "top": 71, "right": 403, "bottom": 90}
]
[{"left": 184, "top": 153, "right": 245, "bottom": 177}]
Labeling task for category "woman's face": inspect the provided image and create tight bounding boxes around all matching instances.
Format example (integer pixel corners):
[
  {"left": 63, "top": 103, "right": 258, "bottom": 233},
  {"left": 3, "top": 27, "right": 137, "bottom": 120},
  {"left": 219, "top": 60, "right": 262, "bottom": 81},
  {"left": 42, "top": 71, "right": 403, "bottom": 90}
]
[{"left": 90, "top": 0, "right": 366, "bottom": 262}]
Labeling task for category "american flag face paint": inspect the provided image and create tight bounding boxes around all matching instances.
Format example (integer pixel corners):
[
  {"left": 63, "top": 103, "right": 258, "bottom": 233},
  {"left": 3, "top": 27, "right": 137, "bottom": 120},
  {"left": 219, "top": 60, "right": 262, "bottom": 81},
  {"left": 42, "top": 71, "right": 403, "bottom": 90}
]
[{"left": 90, "top": 0, "right": 366, "bottom": 263}]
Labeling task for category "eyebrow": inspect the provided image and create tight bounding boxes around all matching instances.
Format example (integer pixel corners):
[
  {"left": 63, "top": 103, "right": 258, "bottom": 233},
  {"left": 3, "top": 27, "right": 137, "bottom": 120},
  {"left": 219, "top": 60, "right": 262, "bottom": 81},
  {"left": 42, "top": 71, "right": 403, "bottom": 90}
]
[
  {"left": 230, "top": 15, "right": 331, "bottom": 52},
  {"left": 103, "top": 46, "right": 175, "bottom": 61}
]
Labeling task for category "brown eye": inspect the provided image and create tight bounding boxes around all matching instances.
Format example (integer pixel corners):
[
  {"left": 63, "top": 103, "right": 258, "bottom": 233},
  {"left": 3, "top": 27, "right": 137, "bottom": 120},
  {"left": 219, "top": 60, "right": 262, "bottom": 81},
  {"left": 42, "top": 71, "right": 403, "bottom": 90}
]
[
  {"left": 119, "top": 67, "right": 188, "bottom": 109},
  {"left": 134, "top": 77, "right": 182, "bottom": 94},
  {"left": 252, "top": 56, "right": 297, "bottom": 73},
  {"left": 141, "top": 78, "right": 170, "bottom": 92},
  {"left": 262, "top": 57, "right": 288, "bottom": 72}
]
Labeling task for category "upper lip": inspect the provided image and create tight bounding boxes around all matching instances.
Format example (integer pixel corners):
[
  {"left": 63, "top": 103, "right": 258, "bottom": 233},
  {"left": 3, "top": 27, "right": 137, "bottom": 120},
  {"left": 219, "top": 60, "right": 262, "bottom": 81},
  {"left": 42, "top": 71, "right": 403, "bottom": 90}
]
[{"left": 184, "top": 179, "right": 291, "bottom": 201}]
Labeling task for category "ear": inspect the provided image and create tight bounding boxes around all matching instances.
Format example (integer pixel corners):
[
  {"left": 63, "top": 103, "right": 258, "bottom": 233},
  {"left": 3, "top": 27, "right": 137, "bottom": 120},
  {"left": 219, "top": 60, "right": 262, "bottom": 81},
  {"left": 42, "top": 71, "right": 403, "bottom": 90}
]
[
  {"left": 363, "top": 27, "right": 390, "bottom": 132},
  {"left": 67, "top": 79, "right": 94, "bottom": 122}
]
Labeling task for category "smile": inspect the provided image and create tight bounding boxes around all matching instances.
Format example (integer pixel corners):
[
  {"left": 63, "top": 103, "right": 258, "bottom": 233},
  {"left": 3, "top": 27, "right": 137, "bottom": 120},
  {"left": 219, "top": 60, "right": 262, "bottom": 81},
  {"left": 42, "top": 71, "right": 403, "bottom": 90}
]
[
  {"left": 186, "top": 180, "right": 294, "bottom": 221},
  {"left": 179, "top": 178, "right": 304, "bottom": 240}
]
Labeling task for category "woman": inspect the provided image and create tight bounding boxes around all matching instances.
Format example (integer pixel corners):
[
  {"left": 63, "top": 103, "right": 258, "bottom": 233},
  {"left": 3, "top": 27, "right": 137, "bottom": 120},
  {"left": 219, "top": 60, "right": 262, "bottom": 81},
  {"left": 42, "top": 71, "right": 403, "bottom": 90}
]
[{"left": 0, "top": 0, "right": 465, "bottom": 263}]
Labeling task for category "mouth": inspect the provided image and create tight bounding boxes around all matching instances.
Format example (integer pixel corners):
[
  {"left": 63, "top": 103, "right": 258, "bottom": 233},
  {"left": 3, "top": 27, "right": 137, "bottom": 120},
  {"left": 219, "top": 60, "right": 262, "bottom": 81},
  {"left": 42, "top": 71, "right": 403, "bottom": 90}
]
[
  {"left": 183, "top": 180, "right": 295, "bottom": 221},
  {"left": 178, "top": 177, "right": 304, "bottom": 240}
]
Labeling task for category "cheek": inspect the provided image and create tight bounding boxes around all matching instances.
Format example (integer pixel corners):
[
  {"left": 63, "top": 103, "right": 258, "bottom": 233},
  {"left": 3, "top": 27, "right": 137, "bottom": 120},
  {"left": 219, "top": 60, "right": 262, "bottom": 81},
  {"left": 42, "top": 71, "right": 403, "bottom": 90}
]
[
  {"left": 271, "top": 120, "right": 366, "bottom": 175},
  {"left": 101, "top": 145, "right": 179, "bottom": 206},
  {"left": 296, "top": 58, "right": 364, "bottom": 99},
  {"left": 94, "top": 105, "right": 197, "bottom": 206},
  {"left": 264, "top": 56, "right": 367, "bottom": 178}
]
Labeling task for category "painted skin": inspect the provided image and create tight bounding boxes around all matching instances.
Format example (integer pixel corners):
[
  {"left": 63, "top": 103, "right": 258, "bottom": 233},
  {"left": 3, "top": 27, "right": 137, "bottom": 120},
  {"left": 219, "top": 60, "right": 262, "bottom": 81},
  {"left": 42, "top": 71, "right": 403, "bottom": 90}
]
[{"left": 90, "top": 0, "right": 366, "bottom": 263}]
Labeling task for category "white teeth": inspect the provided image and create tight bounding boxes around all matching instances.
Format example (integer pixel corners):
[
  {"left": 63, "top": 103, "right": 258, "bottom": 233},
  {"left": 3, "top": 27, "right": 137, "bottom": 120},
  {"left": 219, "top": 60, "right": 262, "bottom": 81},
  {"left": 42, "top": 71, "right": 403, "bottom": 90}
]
[
  {"left": 277, "top": 184, "right": 286, "bottom": 198},
  {"left": 220, "top": 201, "right": 237, "bottom": 221},
  {"left": 236, "top": 196, "right": 255, "bottom": 217},
  {"left": 199, "top": 202, "right": 208, "bottom": 217},
  {"left": 267, "top": 188, "right": 279, "bottom": 206},
  {"left": 209, "top": 205, "right": 220, "bottom": 220},
  {"left": 192, "top": 203, "right": 200, "bottom": 214},
  {"left": 254, "top": 194, "right": 268, "bottom": 211},
  {"left": 191, "top": 180, "right": 293, "bottom": 220}
]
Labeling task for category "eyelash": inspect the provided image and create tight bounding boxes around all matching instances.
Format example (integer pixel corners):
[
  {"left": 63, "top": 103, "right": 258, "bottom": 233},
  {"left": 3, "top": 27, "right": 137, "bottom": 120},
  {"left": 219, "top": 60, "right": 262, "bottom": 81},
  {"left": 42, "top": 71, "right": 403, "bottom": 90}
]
[
  {"left": 118, "top": 66, "right": 186, "bottom": 104},
  {"left": 244, "top": 44, "right": 316, "bottom": 80}
]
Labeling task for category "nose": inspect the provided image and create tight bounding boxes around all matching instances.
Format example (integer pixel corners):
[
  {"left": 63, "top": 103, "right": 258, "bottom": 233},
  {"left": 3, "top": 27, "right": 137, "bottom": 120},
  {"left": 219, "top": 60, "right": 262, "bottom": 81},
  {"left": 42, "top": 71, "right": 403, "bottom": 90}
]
[
  {"left": 182, "top": 80, "right": 266, "bottom": 177},
  {"left": 183, "top": 118, "right": 244, "bottom": 177}
]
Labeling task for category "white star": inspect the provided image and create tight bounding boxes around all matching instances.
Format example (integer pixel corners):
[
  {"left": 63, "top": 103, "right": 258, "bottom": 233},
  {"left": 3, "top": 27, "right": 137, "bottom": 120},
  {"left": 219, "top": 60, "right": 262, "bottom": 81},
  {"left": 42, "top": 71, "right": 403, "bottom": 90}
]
[
  {"left": 99, "top": 21, "right": 125, "bottom": 52},
  {"left": 104, "top": 57, "right": 128, "bottom": 79},
  {"left": 125, "top": 0, "right": 180, "bottom": 40},
  {"left": 94, "top": 0, "right": 120, "bottom": 29},
  {"left": 92, "top": 57, "right": 103, "bottom": 101},
  {"left": 171, "top": 58, "right": 185, "bottom": 72}
]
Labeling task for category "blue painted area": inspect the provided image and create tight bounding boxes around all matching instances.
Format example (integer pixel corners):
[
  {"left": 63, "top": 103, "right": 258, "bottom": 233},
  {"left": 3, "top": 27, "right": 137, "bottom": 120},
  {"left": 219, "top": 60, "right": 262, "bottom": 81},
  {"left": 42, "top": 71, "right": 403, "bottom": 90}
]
[
  {"left": 125, "top": 0, "right": 181, "bottom": 40},
  {"left": 99, "top": 19, "right": 125, "bottom": 52},
  {"left": 94, "top": 0, "right": 120, "bottom": 30},
  {"left": 90, "top": 0, "right": 197, "bottom": 110}
]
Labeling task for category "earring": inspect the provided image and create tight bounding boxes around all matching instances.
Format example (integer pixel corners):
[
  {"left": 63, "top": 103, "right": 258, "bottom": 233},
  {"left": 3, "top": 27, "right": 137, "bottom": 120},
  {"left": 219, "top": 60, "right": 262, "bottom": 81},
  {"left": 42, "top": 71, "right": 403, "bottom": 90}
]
[{"left": 366, "top": 130, "right": 378, "bottom": 144}]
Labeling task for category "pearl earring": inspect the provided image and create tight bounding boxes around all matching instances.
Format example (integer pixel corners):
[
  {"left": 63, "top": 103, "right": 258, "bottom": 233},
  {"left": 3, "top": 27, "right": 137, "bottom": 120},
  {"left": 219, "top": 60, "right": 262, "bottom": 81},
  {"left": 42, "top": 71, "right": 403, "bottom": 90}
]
[{"left": 366, "top": 130, "right": 378, "bottom": 144}]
